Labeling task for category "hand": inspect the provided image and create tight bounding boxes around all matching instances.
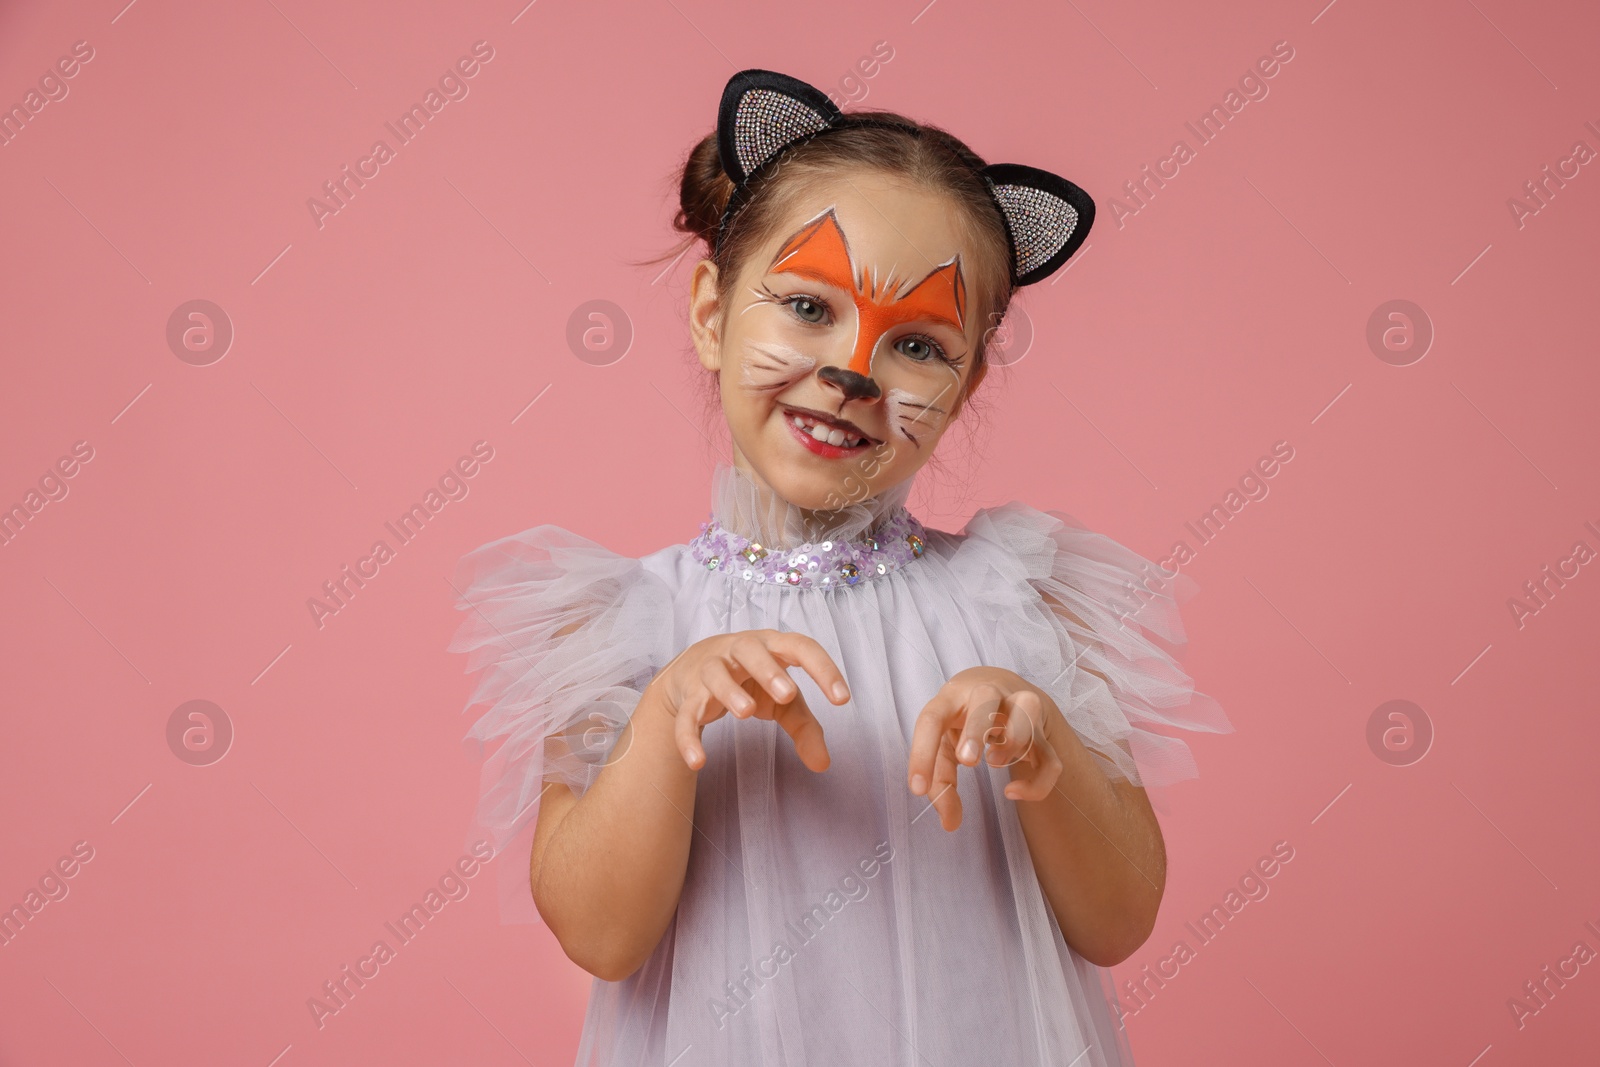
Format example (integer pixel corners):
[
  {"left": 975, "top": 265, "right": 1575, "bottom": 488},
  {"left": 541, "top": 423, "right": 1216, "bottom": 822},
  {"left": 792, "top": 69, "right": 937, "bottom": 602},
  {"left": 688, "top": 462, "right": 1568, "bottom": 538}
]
[
  {"left": 907, "top": 666, "right": 1065, "bottom": 831},
  {"left": 649, "top": 629, "right": 851, "bottom": 773}
]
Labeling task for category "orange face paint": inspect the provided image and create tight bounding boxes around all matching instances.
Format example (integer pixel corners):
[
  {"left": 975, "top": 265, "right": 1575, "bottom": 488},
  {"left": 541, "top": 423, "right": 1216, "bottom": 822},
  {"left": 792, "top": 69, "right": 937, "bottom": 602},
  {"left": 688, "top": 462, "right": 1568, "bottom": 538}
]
[{"left": 768, "top": 207, "right": 967, "bottom": 381}]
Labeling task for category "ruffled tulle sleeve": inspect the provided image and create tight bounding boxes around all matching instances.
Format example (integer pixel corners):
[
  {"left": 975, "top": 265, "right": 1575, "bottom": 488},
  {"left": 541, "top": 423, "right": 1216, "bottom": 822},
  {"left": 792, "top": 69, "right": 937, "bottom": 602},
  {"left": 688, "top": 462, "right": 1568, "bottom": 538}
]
[
  {"left": 447, "top": 525, "right": 678, "bottom": 876},
  {"left": 948, "top": 503, "right": 1232, "bottom": 787}
]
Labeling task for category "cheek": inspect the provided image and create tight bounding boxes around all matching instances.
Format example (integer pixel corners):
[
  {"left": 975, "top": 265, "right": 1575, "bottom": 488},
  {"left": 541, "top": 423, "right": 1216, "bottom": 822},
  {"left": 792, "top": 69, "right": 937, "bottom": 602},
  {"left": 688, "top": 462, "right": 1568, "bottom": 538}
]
[
  {"left": 738, "top": 339, "right": 817, "bottom": 391},
  {"left": 882, "top": 365, "right": 963, "bottom": 443}
]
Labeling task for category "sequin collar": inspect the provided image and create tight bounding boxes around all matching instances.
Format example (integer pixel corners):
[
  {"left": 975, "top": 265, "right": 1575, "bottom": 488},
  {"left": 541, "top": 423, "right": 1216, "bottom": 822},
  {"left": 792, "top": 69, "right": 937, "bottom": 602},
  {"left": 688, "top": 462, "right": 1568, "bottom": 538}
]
[{"left": 689, "top": 508, "right": 928, "bottom": 589}]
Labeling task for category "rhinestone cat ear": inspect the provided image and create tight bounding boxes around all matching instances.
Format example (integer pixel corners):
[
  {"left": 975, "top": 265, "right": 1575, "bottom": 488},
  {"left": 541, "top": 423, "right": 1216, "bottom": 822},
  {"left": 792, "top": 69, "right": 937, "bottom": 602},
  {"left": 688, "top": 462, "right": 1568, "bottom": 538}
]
[
  {"left": 712, "top": 68, "right": 1096, "bottom": 287},
  {"left": 716, "top": 69, "right": 842, "bottom": 188},
  {"left": 978, "top": 163, "right": 1096, "bottom": 286}
]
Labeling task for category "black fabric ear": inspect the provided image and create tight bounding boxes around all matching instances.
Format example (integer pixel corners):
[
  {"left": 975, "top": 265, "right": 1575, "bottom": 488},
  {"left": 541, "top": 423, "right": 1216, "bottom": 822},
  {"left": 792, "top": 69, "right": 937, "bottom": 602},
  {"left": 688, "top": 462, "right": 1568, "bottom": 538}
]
[
  {"left": 979, "top": 163, "right": 1096, "bottom": 286},
  {"left": 717, "top": 69, "right": 843, "bottom": 187}
]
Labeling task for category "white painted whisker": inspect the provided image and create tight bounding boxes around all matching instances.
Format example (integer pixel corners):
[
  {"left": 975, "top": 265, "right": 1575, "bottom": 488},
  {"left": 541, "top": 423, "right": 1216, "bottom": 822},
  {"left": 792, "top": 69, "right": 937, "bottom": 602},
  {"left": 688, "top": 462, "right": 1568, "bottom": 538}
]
[{"left": 739, "top": 339, "right": 817, "bottom": 389}]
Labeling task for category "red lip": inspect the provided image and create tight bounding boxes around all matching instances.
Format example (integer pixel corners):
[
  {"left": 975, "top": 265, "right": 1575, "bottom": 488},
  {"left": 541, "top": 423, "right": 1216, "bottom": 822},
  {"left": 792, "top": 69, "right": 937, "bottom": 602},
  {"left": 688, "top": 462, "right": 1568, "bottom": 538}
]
[
  {"left": 782, "top": 405, "right": 879, "bottom": 443},
  {"left": 784, "top": 411, "right": 875, "bottom": 459}
]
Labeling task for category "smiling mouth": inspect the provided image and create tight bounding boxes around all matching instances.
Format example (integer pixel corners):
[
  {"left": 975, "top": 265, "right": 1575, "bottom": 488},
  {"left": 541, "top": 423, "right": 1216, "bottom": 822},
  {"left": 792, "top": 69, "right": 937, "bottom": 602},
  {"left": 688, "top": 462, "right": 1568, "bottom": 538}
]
[{"left": 782, "top": 405, "right": 879, "bottom": 449}]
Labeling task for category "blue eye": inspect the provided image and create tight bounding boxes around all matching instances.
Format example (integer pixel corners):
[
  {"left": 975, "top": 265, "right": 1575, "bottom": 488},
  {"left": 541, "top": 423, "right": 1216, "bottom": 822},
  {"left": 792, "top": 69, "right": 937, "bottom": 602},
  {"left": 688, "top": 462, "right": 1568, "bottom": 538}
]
[
  {"left": 895, "top": 335, "right": 947, "bottom": 362},
  {"left": 784, "top": 295, "right": 830, "bottom": 324}
]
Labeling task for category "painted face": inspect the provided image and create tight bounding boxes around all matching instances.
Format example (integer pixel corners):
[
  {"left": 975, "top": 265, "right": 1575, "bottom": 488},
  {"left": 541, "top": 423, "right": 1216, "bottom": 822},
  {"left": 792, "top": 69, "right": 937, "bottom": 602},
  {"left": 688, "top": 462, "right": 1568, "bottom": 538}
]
[
  {"left": 768, "top": 207, "right": 967, "bottom": 407},
  {"left": 738, "top": 198, "right": 976, "bottom": 448},
  {"left": 693, "top": 171, "right": 991, "bottom": 512}
]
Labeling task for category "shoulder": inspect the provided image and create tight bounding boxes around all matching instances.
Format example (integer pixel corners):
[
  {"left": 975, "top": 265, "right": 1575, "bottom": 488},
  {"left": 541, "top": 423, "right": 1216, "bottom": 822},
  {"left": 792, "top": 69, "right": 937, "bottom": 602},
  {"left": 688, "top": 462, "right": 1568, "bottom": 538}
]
[
  {"left": 925, "top": 500, "right": 1231, "bottom": 786},
  {"left": 454, "top": 522, "right": 641, "bottom": 573},
  {"left": 925, "top": 500, "right": 1192, "bottom": 645},
  {"left": 452, "top": 521, "right": 692, "bottom": 583},
  {"left": 447, "top": 524, "right": 685, "bottom": 875},
  {"left": 448, "top": 523, "right": 685, "bottom": 636}
]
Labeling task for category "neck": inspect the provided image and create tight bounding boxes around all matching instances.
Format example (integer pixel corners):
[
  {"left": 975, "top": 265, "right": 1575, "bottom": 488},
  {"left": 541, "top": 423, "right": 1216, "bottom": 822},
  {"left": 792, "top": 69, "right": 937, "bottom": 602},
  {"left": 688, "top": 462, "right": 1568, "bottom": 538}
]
[{"left": 713, "top": 454, "right": 914, "bottom": 550}]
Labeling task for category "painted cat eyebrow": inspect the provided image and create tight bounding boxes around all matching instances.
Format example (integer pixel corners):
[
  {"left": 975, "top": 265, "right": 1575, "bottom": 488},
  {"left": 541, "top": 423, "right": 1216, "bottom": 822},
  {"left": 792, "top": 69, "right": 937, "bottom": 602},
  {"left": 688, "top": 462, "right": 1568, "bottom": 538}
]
[
  {"left": 765, "top": 207, "right": 968, "bottom": 334},
  {"left": 766, "top": 272, "right": 967, "bottom": 336}
]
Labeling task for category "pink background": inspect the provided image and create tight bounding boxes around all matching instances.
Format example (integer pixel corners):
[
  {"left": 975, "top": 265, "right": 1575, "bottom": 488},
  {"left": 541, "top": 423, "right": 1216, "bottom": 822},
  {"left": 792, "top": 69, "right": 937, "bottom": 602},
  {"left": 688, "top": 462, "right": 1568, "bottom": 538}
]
[{"left": 3, "top": 0, "right": 1598, "bottom": 1063}]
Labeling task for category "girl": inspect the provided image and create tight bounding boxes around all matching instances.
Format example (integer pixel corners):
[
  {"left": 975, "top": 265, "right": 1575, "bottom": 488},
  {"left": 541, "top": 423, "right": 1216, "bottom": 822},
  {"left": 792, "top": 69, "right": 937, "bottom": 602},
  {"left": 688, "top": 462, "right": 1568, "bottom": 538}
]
[{"left": 450, "top": 69, "right": 1231, "bottom": 1066}]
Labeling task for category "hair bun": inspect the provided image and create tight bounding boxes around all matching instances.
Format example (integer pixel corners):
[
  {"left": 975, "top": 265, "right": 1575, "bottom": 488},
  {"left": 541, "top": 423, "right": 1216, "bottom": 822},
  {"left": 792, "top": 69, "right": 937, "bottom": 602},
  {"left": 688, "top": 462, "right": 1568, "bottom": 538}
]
[{"left": 674, "top": 134, "right": 735, "bottom": 251}]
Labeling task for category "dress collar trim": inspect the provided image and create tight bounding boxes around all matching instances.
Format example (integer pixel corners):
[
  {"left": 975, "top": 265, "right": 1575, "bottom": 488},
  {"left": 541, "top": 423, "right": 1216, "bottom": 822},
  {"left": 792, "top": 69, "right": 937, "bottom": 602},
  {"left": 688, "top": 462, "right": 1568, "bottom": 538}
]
[
  {"left": 689, "top": 508, "right": 928, "bottom": 589},
  {"left": 690, "top": 462, "right": 928, "bottom": 589}
]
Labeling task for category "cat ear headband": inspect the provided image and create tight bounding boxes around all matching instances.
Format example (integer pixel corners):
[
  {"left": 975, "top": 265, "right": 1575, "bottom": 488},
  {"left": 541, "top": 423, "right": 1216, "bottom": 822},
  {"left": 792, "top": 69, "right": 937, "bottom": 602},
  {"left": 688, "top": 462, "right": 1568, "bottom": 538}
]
[{"left": 713, "top": 68, "right": 1095, "bottom": 287}]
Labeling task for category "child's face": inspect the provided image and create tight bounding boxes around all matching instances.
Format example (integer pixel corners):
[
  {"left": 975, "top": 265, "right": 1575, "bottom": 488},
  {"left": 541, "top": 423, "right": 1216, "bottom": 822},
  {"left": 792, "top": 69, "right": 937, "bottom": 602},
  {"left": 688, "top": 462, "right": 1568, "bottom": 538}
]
[{"left": 691, "top": 170, "right": 991, "bottom": 512}]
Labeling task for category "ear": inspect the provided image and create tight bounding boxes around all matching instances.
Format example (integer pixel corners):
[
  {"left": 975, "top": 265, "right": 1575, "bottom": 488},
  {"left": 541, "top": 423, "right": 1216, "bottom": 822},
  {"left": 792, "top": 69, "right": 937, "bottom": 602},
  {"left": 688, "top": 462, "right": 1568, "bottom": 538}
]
[
  {"left": 688, "top": 258, "right": 724, "bottom": 372},
  {"left": 717, "top": 69, "right": 842, "bottom": 186},
  {"left": 979, "top": 163, "right": 1095, "bottom": 286}
]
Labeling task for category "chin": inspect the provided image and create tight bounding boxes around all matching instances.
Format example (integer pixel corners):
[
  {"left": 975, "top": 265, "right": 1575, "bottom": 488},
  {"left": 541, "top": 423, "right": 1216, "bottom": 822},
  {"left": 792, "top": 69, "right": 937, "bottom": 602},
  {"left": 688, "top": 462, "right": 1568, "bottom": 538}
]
[
  {"left": 744, "top": 406, "right": 886, "bottom": 507},
  {"left": 757, "top": 462, "right": 846, "bottom": 511}
]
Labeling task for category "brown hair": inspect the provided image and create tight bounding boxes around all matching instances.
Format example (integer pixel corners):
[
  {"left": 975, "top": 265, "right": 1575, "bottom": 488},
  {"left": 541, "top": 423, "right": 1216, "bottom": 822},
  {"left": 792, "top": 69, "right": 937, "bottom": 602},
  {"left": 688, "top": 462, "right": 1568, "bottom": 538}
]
[{"left": 643, "top": 111, "right": 1017, "bottom": 418}]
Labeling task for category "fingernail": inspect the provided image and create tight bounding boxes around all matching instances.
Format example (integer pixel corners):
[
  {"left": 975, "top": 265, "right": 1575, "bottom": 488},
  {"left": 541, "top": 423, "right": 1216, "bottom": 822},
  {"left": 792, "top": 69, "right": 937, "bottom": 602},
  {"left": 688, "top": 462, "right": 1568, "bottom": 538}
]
[
  {"left": 832, "top": 681, "right": 850, "bottom": 702},
  {"left": 959, "top": 739, "right": 979, "bottom": 763},
  {"left": 910, "top": 773, "right": 926, "bottom": 795},
  {"left": 775, "top": 679, "right": 795, "bottom": 699}
]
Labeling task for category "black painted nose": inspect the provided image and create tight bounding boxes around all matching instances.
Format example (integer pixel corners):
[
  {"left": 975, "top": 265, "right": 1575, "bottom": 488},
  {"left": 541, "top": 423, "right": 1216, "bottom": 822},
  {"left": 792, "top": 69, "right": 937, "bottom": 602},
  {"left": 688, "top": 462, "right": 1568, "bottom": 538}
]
[{"left": 818, "top": 365, "right": 881, "bottom": 402}]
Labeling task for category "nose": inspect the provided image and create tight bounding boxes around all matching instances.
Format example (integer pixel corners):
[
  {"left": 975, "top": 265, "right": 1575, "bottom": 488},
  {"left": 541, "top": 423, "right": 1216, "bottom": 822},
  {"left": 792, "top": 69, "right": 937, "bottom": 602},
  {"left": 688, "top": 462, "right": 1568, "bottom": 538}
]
[{"left": 818, "top": 365, "right": 881, "bottom": 403}]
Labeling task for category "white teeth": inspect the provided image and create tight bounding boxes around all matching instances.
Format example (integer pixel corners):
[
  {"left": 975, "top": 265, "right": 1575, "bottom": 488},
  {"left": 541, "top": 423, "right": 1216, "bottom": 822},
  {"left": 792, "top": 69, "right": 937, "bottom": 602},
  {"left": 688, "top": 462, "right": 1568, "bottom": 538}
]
[{"left": 789, "top": 412, "right": 864, "bottom": 448}]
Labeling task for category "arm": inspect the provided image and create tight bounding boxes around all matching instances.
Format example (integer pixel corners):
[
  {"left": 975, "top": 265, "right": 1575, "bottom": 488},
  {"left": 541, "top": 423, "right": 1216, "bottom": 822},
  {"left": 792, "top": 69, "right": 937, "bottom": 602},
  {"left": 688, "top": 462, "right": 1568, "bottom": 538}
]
[
  {"left": 1018, "top": 589, "right": 1165, "bottom": 966},
  {"left": 1010, "top": 698, "right": 1166, "bottom": 968},
  {"left": 915, "top": 666, "right": 1165, "bottom": 968},
  {"left": 908, "top": 588, "right": 1167, "bottom": 967},
  {"left": 530, "top": 629, "right": 846, "bottom": 982},
  {"left": 530, "top": 682, "right": 698, "bottom": 982}
]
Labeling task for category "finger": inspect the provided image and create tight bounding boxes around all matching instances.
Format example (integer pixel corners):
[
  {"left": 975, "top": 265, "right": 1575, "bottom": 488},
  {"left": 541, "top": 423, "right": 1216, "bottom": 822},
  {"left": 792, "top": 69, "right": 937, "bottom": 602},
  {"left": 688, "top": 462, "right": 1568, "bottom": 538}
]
[
  {"left": 763, "top": 630, "right": 852, "bottom": 705},
  {"left": 931, "top": 735, "right": 963, "bottom": 831},
  {"left": 1004, "top": 694, "right": 1064, "bottom": 801},
  {"left": 726, "top": 636, "right": 800, "bottom": 708},
  {"left": 673, "top": 692, "right": 709, "bottom": 770},
  {"left": 701, "top": 656, "right": 757, "bottom": 719},
  {"left": 908, "top": 683, "right": 963, "bottom": 795},
  {"left": 771, "top": 690, "right": 831, "bottom": 773},
  {"left": 1006, "top": 731, "right": 1063, "bottom": 802},
  {"left": 956, "top": 682, "right": 1004, "bottom": 766},
  {"left": 985, "top": 689, "right": 1040, "bottom": 769}
]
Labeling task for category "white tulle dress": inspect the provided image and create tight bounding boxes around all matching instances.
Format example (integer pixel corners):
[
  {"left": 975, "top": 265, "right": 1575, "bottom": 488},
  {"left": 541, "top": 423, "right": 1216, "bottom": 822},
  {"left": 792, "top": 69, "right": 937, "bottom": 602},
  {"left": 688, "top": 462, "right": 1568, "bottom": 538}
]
[{"left": 449, "top": 462, "right": 1231, "bottom": 1067}]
